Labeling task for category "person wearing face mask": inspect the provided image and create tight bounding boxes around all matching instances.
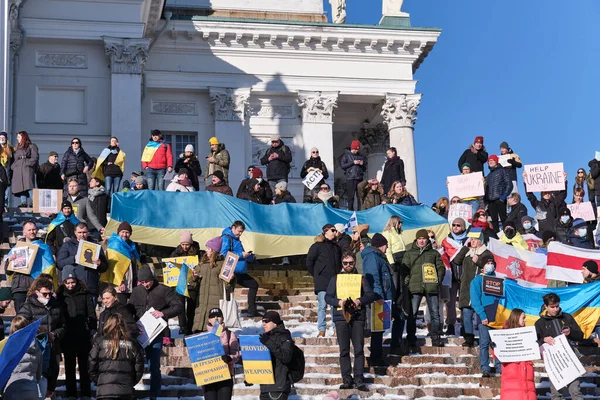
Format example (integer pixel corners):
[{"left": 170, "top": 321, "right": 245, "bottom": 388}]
[
  {"left": 555, "top": 207, "right": 574, "bottom": 245},
  {"left": 499, "top": 221, "right": 528, "bottom": 250},
  {"left": 571, "top": 188, "right": 598, "bottom": 246},
  {"left": 18, "top": 277, "right": 66, "bottom": 399},
  {"left": 568, "top": 219, "right": 593, "bottom": 249},
  {"left": 520, "top": 215, "right": 539, "bottom": 237},
  {"left": 469, "top": 255, "right": 502, "bottom": 378}
]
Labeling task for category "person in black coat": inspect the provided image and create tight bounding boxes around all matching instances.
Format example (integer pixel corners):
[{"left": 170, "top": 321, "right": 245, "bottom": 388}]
[
  {"left": 57, "top": 268, "right": 97, "bottom": 400},
  {"left": 300, "top": 147, "right": 329, "bottom": 202},
  {"left": 380, "top": 147, "right": 406, "bottom": 193},
  {"left": 484, "top": 155, "right": 513, "bottom": 233},
  {"left": 237, "top": 167, "right": 273, "bottom": 204},
  {"left": 259, "top": 311, "right": 293, "bottom": 400},
  {"left": 0, "top": 165, "right": 7, "bottom": 244},
  {"left": 128, "top": 265, "right": 183, "bottom": 399},
  {"left": 18, "top": 277, "right": 65, "bottom": 397},
  {"left": 238, "top": 178, "right": 265, "bottom": 204},
  {"left": 57, "top": 222, "right": 108, "bottom": 305},
  {"left": 175, "top": 144, "right": 202, "bottom": 191},
  {"left": 554, "top": 207, "right": 574, "bottom": 245},
  {"left": 273, "top": 181, "right": 296, "bottom": 204},
  {"left": 505, "top": 193, "right": 528, "bottom": 231},
  {"left": 457, "top": 136, "right": 488, "bottom": 174},
  {"left": 523, "top": 171, "right": 568, "bottom": 234},
  {"left": 306, "top": 224, "right": 342, "bottom": 337},
  {"left": 36, "top": 151, "right": 63, "bottom": 189},
  {"left": 260, "top": 136, "right": 292, "bottom": 194},
  {"left": 340, "top": 140, "right": 366, "bottom": 211},
  {"left": 520, "top": 215, "right": 540, "bottom": 237},
  {"left": 46, "top": 200, "right": 78, "bottom": 256},
  {"left": 98, "top": 286, "right": 138, "bottom": 339},
  {"left": 89, "top": 313, "right": 145, "bottom": 400},
  {"left": 0, "top": 287, "right": 13, "bottom": 341},
  {"left": 61, "top": 137, "right": 94, "bottom": 196},
  {"left": 81, "top": 177, "right": 109, "bottom": 232},
  {"left": 334, "top": 224, "right": 352, "bottom": 255},
  {"left": 325, "top": 253, "right": 376, "bottom": 391},
  {"left": 588, "top": 157, "right": 600, "bottom": 206}
]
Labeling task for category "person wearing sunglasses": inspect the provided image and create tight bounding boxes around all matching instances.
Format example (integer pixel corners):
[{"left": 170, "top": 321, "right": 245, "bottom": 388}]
[
  {"left": 61, "top": 137, "right": 94, "bottom": 196},
  {"left": 358, "top": 178, "right": 386, "bottom": 210},
  {"left": 471, "top": 209, "right": 497, "bottom": 243},
  {"left": 306, "top": 224, "right": 342, "bottom": 337},
  {"left": 314, "top": 182, "right": 340, "bottom": 208},
  {"left": 300, "top": 147, "right": 329, "bottom": 203},
  {"left": 574, "top": 167, "right": 594, "bottom": 204},
  {"left": 258, "top": 311, "right": 294, "bottom": 400},
  {"left": 325, "top": 253, "right": 376, "bottom": 391}
]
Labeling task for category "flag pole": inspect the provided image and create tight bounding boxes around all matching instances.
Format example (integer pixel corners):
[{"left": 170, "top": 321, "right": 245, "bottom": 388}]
[{"left": 2, "top": 0, "right": 9, "bottom": 132}]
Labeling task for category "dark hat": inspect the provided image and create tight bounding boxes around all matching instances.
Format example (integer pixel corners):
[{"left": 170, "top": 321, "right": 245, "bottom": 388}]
[
  {"left": 500, "top": 141, "right": 509, "bottom": 149},
  {"left": 131, "top": 170, "right": 144, "bottom": 177},
  {"left": 480, "top": 254, "right": 496, "bottom": 266},
  {"left": 371, "top": 233, "right": 388, "bottom": 248},
  {"left": 0, "top": 287, "right": 13, "bottom": 301},
  {"left": 0, "top": 131, "right": 7, "bottom": 138},
  {"left": 263, "top": 311, "right": 283, "bottom": 325},
  {"left": 415, "top": 229, "right": 429, "bottom": 240},
  {"left": 559, "top": 207, "right": 571, "bottom": 217},
  {"left": 208, "top": 308, "right": 223, "bottom": 318},
  {"left": 62, "top": 265, "right": 78, "bottom": 281},
  {"left": 117, "top": 221, "right": 132, "bottom": 234},
  {"left": 178, "top": 168, "right": 190, "bottom": 176},
  {"left": 212, "top": 170, "right": 224, "bottom": 181},
  {"left": 572, "top": 218, "right": 587, "bottom": 230},
  {"left": 138, "top": 264, "right": 155, "bottom": 282},
  {"left": 61, "top": 200, "right": 72, "bottom": 210},
  {"left": 322, "top": 223, "right": 335, "bottom": 232},
  {"left": 521, "top": 215, "right": 535, "bottom": 224},
  {"left": 542, "top": 230, "right": 555, "bottom": 243},
  {"left": 48, "top": 151, "right": 58, "bottom": 157},
  {"left": 461, "top": 162, "right": 471, "bottom": 170},
  {"left": 503, "top": 221, "right": 516, "bottom": 230},
  {"left": 583, "top": 260, "right": 599, "bottom": 275}
]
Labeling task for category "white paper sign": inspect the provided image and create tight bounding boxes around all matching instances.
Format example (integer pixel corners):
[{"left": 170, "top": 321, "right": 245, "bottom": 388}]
[
  {"left": 137, "top": 307, "right": 168, "bottom": 348},
  {"left": 567, "top": 202, "right": 596, "bottom": 222},
  {"left": 447, "top": 172, "right": 484, "bottom": 199},
  {"left": 524, "top": 163, "right": 565, "bottom": 192},
  {"left": 542, "top": 334, "right": 586, "bottom": 390},
  {"left": 595, "top": 151, "right": 600, "bottom": 161},
  {"left": 488, "top": 326, "right": 541, "bottom": 362},
  {"left": 498, "top": 154, "right": 511, "bottom": 168},
  {"left": 302, "top": 169, "right": 324, "bottom": 190},
  {"left": 448, "top": 203, "right": 472, "bottom": 224}
]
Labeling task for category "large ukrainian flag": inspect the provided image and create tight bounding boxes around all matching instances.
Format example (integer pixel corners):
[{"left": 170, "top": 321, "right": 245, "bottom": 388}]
[
  {"left": 104, "top": 191, "right": 450, "bottom": 258},
  {"left": 489, "top": 279, "right": 600, "bottom": 338},
  {"left": 101, "top": 233, "right": 140, "bottom": 286},
  {"left": 9, "top": 240, "right": 58, "bottom": 288}
]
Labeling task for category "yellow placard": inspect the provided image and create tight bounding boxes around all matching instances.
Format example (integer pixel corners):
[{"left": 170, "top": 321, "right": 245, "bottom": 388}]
[
  {"left": 422, "top": 263, "right": 439, "bottom": 284},
  {"left": 162, "top": 256, "right": 199, "bottom": 267},
  {"left": 191, "top": 356, "right": 231, "bottom": 386},
  {"left": 243, "top": 360, "right": 275, "bottom": 385},
  {"left": 336, "top": 274, "right": 362, "bottom": 310},
  {"left": 162, "top": 264, "right": 180, "bottom": 287}
]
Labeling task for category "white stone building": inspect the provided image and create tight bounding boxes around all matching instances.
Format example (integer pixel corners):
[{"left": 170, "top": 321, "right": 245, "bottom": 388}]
[{"left": 0, "top": 0, "right": 440, "bottom": 204}]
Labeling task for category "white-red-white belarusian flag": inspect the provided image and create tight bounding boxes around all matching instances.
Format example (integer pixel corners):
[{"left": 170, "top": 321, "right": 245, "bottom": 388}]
[
  {"left": 546, "top": 241, "right": 600, "bottom": 284},
  {"left": 522, "top": 233, "right": 543, "bottom": 252},
  {"left": 487, "top": 238, "right": 548, "bottom": 287},
  {"left": 440, "top": 237, "right": 463, "bottom": 268}
]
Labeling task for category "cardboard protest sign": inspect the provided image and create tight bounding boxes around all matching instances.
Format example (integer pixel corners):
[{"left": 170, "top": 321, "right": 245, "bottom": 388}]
[
  {"left": 482, "top": 275, "right": 504, "bottom": 297},
  {"left": 542, "top": 334, "right": 586, "bottom": 390},
  {"left": 448, "top": 203, "right": 472, "bottom": 224},
  {"left": 498, "top": 154, "right": 511, "bottom": 168},
  {"left": 302, "top": 170, "right": 324, "bottom": 190},
  {"left": 75, "top": 240, "right": 101, "bottom": 269},
  {"left": 239, "top": 335, "right": 275, "bottom": 384},
  {"left": 371, "top": 300, "right": 391, "bottom": 332},
  {"left": 185, "top": 332, "right": 230, "bottom": 386},
  {"left": 336, "top": 275, "right": 362, "bottom": 309},
  {"left": 447, "top": 172, "right": 484, "bottom": 199},
  {"left": 524, "top": 163, "right": 565, "bottom": 192},
  {"left": 33, "top": 189, "right": 62, "bottom": 213},
  {"left": 488, "top": 326, "right": 541, "bottom": 362},
  {"left": 567, "top": 202, "right": 596, "bottom": 222}
]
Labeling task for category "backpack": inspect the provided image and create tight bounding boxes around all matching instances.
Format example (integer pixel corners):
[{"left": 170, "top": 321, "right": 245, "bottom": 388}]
[{"left": 287, "top": 341, "right": 305, "bottom": 383}]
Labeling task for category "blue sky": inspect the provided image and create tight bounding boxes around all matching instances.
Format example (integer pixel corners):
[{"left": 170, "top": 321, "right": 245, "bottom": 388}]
[{"left": 324, "top": 0, "right": 600, "bottom": 208}]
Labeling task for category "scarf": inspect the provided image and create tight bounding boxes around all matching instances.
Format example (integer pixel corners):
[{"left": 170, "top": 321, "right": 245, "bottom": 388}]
[
  {"left": 472, "top": 219, "right": 492, "bottom": 231},
  {"left": 450, "top": 230, "right": 468, "bottom": 242},
  {"left": 88, "top": 186, "right": 105, "bottom": 202},
  {"left": 466, "top": 244, "right": 487, "bottom": 258},
  {"left": 73, "top": 147, "right": 81, "bottom": 155},
  {"left": 178, "top": 177, "right": 192, "bottom": 187},
  {"left": 385, "top": 155, "right": 399, "bottom": 166},
  {"left": 317, "top": 191, "right": 333, "bottom": 203}
]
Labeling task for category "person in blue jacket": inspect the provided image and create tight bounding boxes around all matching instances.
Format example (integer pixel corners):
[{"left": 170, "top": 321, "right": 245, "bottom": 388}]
[
  {"left": 362, "top": 233, "right": 395, "bottom": 366},
  {"left": 470, "top": 254, "right": 502, "bottom": 377},
  {"left": 220, "top": 221, "right": 259, "bottom": 317}
]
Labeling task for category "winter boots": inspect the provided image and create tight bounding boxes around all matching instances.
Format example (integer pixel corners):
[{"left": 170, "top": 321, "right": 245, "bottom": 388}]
[{"left": 462, "top": 333, "right": 475, "bottom": 347}]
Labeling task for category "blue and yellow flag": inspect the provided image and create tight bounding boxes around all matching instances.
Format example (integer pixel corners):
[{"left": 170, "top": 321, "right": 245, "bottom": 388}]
[
  {"left": 101, "top": 234, "right": 140, "bottom": 286},
  {"left": 93, "top": 148, "right": 126, "bottom": 182},
  {"left": 175, "top": 263, "right": 191, "bottom": 297},
  {"left": 141, "top": 141, "right": 162, "bottom": 163},
  {"left": 0, "top": 318, "right": 43, "bottom": 389},
  {"left": 489, "top": 279, "right": 600, "bottom": 338},
  {"left": 105, "top": 191, "right": 450, "bottom": 258},
  {"left": 9, "top": 240, "right": 58, "bottom": 288},
  {"left": 46, "top": 213, "right": 80, "bottom": 241},
  {"left": 162, "top": 256, "right": 198, "bottom": 298}
]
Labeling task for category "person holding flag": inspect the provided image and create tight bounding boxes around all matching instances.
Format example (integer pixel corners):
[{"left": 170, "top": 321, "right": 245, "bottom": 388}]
[
  {"left": 93, "top": 136, "right": 126, "bottom": 197},
  {"left": 101, "top": 222, "right": 140, "bottom": 304},
  {"left": 141, "top": 129, "right": 173, "bottom": 191},
  {"left": 192, "top": 236, "right": 226, "bottom": 333},
  {"left": 45, "top": 200, "right": 79, "bottom": 256}
]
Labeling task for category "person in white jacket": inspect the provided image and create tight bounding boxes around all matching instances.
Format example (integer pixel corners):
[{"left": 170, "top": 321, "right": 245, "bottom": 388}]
[{"left": 166, "top": 169, "right": 195, "bottom": 192}]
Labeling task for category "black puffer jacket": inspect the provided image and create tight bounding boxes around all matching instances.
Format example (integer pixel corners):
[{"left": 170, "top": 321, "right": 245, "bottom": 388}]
[
  {"left": 89, "top": 336, "right": 145, "bottom": 399},
  {"left": 325, "top": 271, "right": 377, "bottom": 322},
  {"left": 458, "top": 146, "right": 488, "bottom": 173},
  {"left": 57, "top": 283, "right": 97, "bottom": 349},
  {"left": 525, "top": 185, "right": 567, "bottom": 234},
  {"left": 380, "top": 156, "right": 406, "bottom": 193},
  {"left": 57, "top": 239, "right": 109, "bottom": 296},
  {"left": 300, "top": 157, "right": 328, "bottom": 185},
  {"left": 340, "top": 150, "right": 366, "bottom": 181},
  {"left": 259, "top": 323, "right": 293, "bottom": 394},
  {"left": 260, "top": 140, "right": 292, "bottom": 181},
  {"left": 128, "top": 280, "right": 182, "bottom": 340},
  {"left": 484, "top": 166, "right": 513, "bottom": 201},
  {"left": 505, "top": 202, "right": 528, "bottom": 231},
  {"left": 98, "top": 301, "right": 139, "bottom": 339},
  {"left": 61, "top": 147, "right": 93, "bottom": 195},
  {"left": 306, "top": 235, "right": 342, "bottom": 293},
  {"left": 18, "top": 295, "right": 66, "bottom": 351},
  {"left": 175, "top": 154, "right": 202, "bottom": 191}
]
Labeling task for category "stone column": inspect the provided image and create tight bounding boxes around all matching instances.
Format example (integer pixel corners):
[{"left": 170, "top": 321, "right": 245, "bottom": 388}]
[
  {"left": 381, "top": 93, "right": 421, "bottom": 199},
  {"left": 103, "top": 37, "right": 150, "bottom": 177},
  {"left": 209, "top": 87, "right": 250, "bottom": 188},
  {"left": 297, "top": 90, "right": 338, "bottom": 191}
]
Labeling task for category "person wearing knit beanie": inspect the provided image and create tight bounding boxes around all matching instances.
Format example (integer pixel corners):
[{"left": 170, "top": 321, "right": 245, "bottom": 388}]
[
  {"left": 370, "top": 233, "right": 388, "bottom": 248},
  {"left": 582, "top": 261, "right": 599, "bottom": 283},
  {"left": 180, "top": 230, "right": 193, "bottom": 245},
  {"left": 415, "top": 229, "right": 428, "bottom": 240},
  {"left": 457, "top": 135, "right": 488, "bottom": 175},
  {"left": 205, "top": 236, "right": 223, "bottom": 252},
  {"left": 138, "top": 264, "right": 155, "bottom": 282},
  {"left": 350, "top": 140, "right": 360, "bottom": 150},
  {"left": 341, "top": 140, "right": 366, "bottom": 211},
  {"left": 184, "top": 144, "right": 194, "bottom": 153}
]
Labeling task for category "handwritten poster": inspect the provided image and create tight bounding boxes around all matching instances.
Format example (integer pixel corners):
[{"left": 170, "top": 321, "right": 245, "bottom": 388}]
[
  {"left": 448, "top": 203, "right": 473, "bottom": 224},
  {"left": 524, "top": 163, "right": 565, "bottom": 192},
  {"left": 239, "top": 335, "right": 275, "bottom": 384},
  {"left": 185, "top": 332, "right": 230, "bottom": 386},
  {"left": 336, "top": 275, "right": 362, "bottom": 309},
  {"left": 567, "top": 202, "right": 596, "bottom": 222},
  {"left": 447, "top": 172, "right": 484, "bottom": 199}
]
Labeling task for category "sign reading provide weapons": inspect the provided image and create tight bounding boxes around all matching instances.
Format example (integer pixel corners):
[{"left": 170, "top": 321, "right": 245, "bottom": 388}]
[
  {"left": 524, "top": 163, "right": 565, "bottom": 192},
  {"left": 239, "top": 335, "right": 275, "bottom": 384},
  {"left": 185, "top": 332, "right": 230, "bottom": 386}
]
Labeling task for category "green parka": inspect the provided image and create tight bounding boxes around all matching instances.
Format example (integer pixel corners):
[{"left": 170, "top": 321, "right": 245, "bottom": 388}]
[{"left": 401, "top": 241, "right": 445, "bottom": 295}]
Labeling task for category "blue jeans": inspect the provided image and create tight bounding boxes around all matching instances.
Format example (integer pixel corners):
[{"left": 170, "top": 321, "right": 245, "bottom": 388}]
[
  {"left": 104, "top": 175, "right": 122, "bottom": 196},
  {"left": 19, "top": 189, "right": 33, "bottom": 206},
  {"left": 3, "top": 165, "right": 9, "bottom": 206},
  {"left": 462, "top": 307, "right": 474, "bottom": 334},
  {"left": 145, "top": 168, "right": 165, "bottom": 191},
  {"left": 145, "top": 337, "right": 163, "bottom": 398},
  {"left": 478, "top": 324, "right": 501, "bottom": 373},
  {"left": 317, "top": 291, "right": 332, "bottom": 332},
  {"left": 411, "top": 294, "right": 440, "bottom": 336}
]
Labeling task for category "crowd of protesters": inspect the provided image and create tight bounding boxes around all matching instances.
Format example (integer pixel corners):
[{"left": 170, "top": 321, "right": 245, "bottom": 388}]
[{"left": 1, "top": 130, "right": 600, "bottom": 400}]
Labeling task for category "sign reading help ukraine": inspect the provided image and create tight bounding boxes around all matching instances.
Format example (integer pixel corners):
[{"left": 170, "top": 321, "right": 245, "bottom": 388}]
[
  {"left": 524, "top": 163, "right": 565, "bottom": 192},
  {"left": 239, "top": 335, "right": 275, "bottom": 384},
  {"left": 371, "top": 300, "right": 391, "bottom": 332},
  {"left": 185, "top": 333, "right": 230, "bottom": 386}
]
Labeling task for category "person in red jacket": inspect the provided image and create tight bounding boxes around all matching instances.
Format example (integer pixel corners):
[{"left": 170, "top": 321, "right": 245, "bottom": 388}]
[
  {"left": 496, "top": 308, "right": 536, "bottom": 400},
  {"left": 141, "top": 129, "right": 173, "bottom": 190}
]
